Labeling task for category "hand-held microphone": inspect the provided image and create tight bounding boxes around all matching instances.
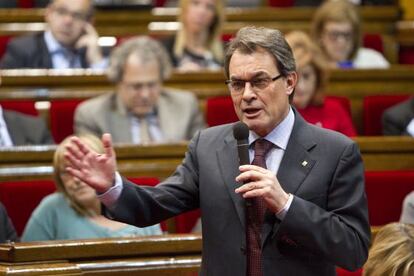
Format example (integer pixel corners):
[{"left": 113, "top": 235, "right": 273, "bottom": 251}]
[{"left": 233, "top": 122, "right": 250, "bottom": 166}]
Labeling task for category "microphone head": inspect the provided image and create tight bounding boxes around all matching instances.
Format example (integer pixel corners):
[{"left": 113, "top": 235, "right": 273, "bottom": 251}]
[{"left": 233, "top": 122, "right": 249, "bottom": 141}]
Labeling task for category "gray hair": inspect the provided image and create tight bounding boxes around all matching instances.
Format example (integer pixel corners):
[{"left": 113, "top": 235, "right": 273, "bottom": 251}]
[
  {"left": 107, "top": 36, "right": 173, "bottom": 83},
  {"left": 224, "top": 26, "right": 296, "bottom": 79}
]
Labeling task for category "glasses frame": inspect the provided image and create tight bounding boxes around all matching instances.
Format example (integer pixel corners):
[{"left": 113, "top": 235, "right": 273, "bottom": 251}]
[{"left": 225, "top": 74, "right": 283, "bottom": 94}]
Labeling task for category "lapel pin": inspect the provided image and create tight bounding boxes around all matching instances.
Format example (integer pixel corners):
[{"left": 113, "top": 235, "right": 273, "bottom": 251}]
[{"left": 301, "top": 160, "right": 308, "bottom": 167}]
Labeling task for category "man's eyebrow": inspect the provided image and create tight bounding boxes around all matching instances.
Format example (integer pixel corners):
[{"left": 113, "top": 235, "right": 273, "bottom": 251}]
[{"left": 230, "top": 71, "right": 268, "bottom": 80}]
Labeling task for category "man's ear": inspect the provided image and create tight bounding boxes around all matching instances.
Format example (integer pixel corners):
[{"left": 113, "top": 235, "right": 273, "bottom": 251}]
[{"left": 285, "top": 72, "right": 298, "bottom": 96}]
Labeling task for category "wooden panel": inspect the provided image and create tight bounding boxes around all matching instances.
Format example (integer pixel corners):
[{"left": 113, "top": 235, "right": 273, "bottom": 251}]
[
  {"left": 0, "top": 137, "right": 412, "bottom": 182},
  {"left": 0, "top": 6, "right": 399, "bottom": 36},
  {"left": 0, "top": 234, "right": 202, "bottom": 275},
  {"left": 1, "top": 66, "right": 414, "bottom": 133}
]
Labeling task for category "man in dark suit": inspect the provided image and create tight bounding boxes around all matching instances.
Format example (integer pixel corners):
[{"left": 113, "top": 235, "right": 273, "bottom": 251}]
[
  {"left": 382, "top": 97, "right": 414, "bottom": 136},
  {"left": 0, "top": 106, "right": 54, "bottom": 146},
  {"left": 65, "top": 26, "right": 370, "bottom": 275},
  {"left": 0, "top": 0, "right": 106, "bottom": 69}
]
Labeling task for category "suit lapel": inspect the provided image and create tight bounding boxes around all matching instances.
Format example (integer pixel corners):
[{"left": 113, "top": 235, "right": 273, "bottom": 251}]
[
  {"left": 262, "top": 111, "right": 317, "bottom": 247},
  {"left": 110, "top": 94, "right": 133, "bottom": 143},
  {"left": 217, "top": 131, "right": 246, "bottom": 229}
]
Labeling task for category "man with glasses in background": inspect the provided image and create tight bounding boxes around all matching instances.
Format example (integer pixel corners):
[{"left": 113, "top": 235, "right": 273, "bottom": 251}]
[
  {"left": 0, "top": 0, "right": 106, "bottom": 69},
  {"left": 74, "top": 36, "right": 205, "bottom": 144}
]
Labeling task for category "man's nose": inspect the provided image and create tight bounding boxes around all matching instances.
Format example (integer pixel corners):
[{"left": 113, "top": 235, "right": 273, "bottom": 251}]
[{"left": 242, "top": 82, "right": 256, "bottom": 101}]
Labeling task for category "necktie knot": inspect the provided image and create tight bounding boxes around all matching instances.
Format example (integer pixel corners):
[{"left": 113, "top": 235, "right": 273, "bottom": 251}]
[{"left": 253, "top": 139, "right": 274, "bottom": 158}]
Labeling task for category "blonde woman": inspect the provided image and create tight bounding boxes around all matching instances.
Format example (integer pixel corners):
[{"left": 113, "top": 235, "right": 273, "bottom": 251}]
[
  {"left": 363, "top": 223, "right": 414, "bottom": 276},
  {"left": 22, "top": 135, "right": 162, "bottom": 241},
  {"left": 286, "top": 30, "right": 357, "bottom": 136},
  {"left": 311, "top": 0, "right": 389, "bottom": 69},
  {"left": 162, "top": 0, "right": 224, "bottom": 71}
]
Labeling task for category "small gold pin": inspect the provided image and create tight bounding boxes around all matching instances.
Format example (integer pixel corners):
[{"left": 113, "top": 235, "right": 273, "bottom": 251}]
[{"left": 301, "top": 160, "right": 308, "bottom": 167}]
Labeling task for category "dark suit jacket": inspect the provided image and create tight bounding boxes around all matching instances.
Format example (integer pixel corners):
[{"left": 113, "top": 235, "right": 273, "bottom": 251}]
[
  {"left": 0, "top": 202, "right": 17, "bottom": 243},
  {"left": 382, "top": 97, "right": 414, "bottom": 136},
  {"left": 109, "top": 110, "right": 370, "bottom": 276},
  {"left": 0, "top": 32, "right": 89, "bottom": 69},
  {"left": 3, "top": 110, "right": 54, "bottom": 145}
]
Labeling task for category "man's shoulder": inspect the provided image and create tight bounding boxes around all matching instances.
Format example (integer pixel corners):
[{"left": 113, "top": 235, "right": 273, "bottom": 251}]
[
  {"left": 8, "top": 32, "right": 44, "bottom": 50},
  {"left": 77, "top": 93, "right": 114, "bottom": 112},
  {"left": 3, "top": 110, "right": 43, "bottom": 125},
  {"left": 162, "top": 88, "right": 197, "bottom": 101}
]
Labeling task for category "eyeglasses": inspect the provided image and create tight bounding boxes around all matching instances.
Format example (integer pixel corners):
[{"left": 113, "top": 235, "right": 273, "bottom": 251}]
[
  {"left": 225, "top": 74, "right": 283, "bottom": 94},
  {"left": 323, "top": 30, "right": 353, "bottom": 42},
  {"left": 122, "top": 81, "right": 160, "bottom": 92},
  {"left": 52, "top": 6, "right": 90, "bottom": 22}
]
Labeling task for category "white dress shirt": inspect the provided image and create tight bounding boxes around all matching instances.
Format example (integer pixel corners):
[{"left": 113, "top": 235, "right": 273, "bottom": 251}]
[{"left": 0, "top": 106, "right": 14, "bottom": 147}]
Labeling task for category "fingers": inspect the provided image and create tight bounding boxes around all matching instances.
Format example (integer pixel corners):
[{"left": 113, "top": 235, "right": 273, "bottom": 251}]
[
  {"left": 102, "top": 133, "right": 114, "bottom": 158},
  {"left": 235, "top": 181, "right": 271, "bottom": 199}
]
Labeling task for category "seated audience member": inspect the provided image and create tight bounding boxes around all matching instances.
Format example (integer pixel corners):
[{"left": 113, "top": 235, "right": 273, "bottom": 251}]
[
  {"left": 0, "top": 0, "right": 107, "bottom": 69},
  {"left": 286, "top": 30, "right": 357, "bottom": 136},
  {"left": 0, "top": 104, "right": 54, "bottom": 146},
  {"left": 400, "top": 192, "right": 414, "bottom": 224},
  {"left": 382, "top": 97, "right": 414, "bottom": 136},
  {"left": 0, "top": 202, "right": 17, "bottom": 243},
  {"left": 162, "top": 0, "right": 224, "bottom": 72},
  {"left": 75, "top": 36, "right": 205, "bottom": 144},
  {"left": 311, "top": 0, "right": 389, "bottom": 69},
  {"left": 363, "top": 223, "right": 414, "bottom": 276},
  {"left": 22, "top": 134, "right": 162, "bottom": 242}
]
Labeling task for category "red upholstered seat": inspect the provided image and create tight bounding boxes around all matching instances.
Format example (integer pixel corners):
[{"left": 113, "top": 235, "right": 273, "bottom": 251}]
[
  {"left": 365, "top": 171, "right": 414, "bottom": 226},
  {"left": 336, "top": 268, "right": 363, "bottom": 276},
  {"left": 268, "top": 0, "right": 294, "bottom": 7},
  {"left": 206, "top": 96, "right": 238, "bottom": 127},
  {"left": 0, "top": 35, "right": 13, "bottom": 59},
  {"left": 399, "top": 46, "right": 414, "bottom": 64},
  {"left": 50, "top": 99, "right": 84, "bottom": 143},
  {"left": 18, "top": 0, "right": 34, "bottom": 8},
  {"left": 363, "top": 95, "right": 410, "bottom": 135},
  {"left": 363, "top": 34, "right": 384, "bottom": 55},
  {"left": 0, "top": 100, "right": 38, "bottom": 116},
  {"left": 0, "top": 180, "right": 56, "bottom": 236}
]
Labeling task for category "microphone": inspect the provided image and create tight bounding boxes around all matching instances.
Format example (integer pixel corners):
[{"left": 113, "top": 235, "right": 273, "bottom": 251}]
[
  {"left": 233, "top": 122, "right": 250, "bottom": 166},
  {"left": 233, "top": 122, "right": 251, "bottom": 206}
]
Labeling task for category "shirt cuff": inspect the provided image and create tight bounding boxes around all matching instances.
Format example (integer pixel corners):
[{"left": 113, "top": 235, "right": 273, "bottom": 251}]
[
  {"left": 275, "top": 193, "right": 293, "bottom": 221},
  {"left": 97, "top": 171, "right": 123, "bottom": 208}
]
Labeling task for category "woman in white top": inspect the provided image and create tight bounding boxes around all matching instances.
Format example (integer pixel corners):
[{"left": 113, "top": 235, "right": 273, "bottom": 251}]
[{"left": 311, "top": 0, "right": 389, "bottom": 69}]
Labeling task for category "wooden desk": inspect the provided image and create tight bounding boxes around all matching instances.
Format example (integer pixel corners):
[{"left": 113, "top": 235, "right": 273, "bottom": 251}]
[
  {"left": 0, "top": 137, "right": 412, "bottom": 182},
  {"left": 0, "top": 234, "right": 202, "bottom": 275},
  {"left": 1, "top": 66, "right": 414, "bottom": 132},
  {"left": 0, "top": 6, "right": 400, "bottom": 36}
]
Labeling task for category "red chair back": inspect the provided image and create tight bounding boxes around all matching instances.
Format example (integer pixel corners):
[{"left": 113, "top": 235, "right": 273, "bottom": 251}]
[
  {"left": 18, "top": 0, "right": 34, "bottom": 8},
  {"left": 363, "top": 95, "right": 410, "bottom": 135},
  {"left": 268, "top": 0, "right": 294, "bottom": 7},
  {"left": 0, "top": 100, "right": 38, "bottom": 116},
  {"left": 206, "top": 96, "right": 238, "bottom": 127},
  {"left": 399, "top": 46, "right": 414, "bottom": 65},
  {"left": 49, "top": 99, "right": 84, "bottom": 143},
  {"left": 365, "top": 171, "right": 414, "bottom": 226},
  {"left": 363, "top": 33, "right": 384, "bottom": 55},
  {"left": 336, "top": 268, "right": 363, "bottom": 276},
  {"left": 0, "top": 35, "right": 13, "bottom": 59},
  {"left": 0, "top": 180, "right": 56, "bottom": 236}
]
